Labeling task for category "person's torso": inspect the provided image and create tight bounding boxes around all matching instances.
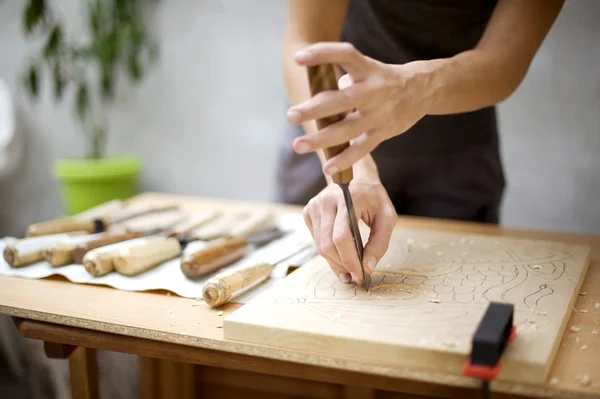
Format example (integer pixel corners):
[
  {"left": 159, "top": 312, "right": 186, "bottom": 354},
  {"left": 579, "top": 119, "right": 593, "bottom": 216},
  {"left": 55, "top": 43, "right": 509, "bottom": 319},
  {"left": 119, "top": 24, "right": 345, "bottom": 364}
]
[{"left": 341, "top": 0, "right": 500, "bottom": 156}]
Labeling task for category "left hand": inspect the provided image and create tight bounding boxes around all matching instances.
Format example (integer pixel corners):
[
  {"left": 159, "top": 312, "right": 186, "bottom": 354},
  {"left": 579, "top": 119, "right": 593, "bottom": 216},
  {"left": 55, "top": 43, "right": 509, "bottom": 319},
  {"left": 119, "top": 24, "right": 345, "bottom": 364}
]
[{"left": 287, "top": 42, "right": 434, "bottom": 176}]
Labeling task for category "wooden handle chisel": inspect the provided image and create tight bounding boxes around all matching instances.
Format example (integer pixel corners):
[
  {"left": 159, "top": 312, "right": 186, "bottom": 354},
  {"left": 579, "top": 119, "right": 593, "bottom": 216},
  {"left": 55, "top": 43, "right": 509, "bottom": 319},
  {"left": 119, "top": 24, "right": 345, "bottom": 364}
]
[
  {"left": 180, "top": 226, "right": 287, "bottom": 279},
  {"left": 3, "top": 231, "right": 88, "bottom": 268},
  {"left": 25, "top": 203, "right": 180, "bottom": 237},
  {"left": 307, "top": 64, "right": 369, "bottom": 289},
  {"left": 202, "top": 245, "right": 313, "bottom": 307}
]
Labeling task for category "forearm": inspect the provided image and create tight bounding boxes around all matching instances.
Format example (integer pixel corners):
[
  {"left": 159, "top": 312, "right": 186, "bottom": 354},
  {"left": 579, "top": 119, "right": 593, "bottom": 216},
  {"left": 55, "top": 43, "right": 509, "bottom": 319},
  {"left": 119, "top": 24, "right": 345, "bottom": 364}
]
[{"left": 410, "top": 0, "right": 564, "bottom": 115}]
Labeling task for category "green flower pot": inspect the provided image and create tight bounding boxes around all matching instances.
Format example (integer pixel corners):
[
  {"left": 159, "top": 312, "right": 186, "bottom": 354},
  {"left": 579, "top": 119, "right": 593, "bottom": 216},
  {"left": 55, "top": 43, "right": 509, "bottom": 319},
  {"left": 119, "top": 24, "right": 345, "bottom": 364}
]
[{"left": 53, "top": 156, "right": 142, "bottom": 215}]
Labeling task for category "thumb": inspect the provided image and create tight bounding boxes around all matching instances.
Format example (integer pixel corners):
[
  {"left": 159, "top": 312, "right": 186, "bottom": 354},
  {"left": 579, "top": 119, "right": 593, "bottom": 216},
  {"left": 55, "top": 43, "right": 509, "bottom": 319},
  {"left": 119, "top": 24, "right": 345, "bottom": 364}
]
[{"left": 362, "top": 208, "right": 395, "bottom": 275}]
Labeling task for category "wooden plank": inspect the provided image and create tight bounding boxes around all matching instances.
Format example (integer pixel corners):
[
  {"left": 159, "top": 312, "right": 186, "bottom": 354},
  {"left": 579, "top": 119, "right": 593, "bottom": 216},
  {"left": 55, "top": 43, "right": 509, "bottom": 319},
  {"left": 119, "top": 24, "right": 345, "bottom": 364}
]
[
  {"left": 43, "top": 341, "right": 76, "bottom": 358},
  {"left": 1, "top": 192, "right": 599, "bottom": 398},
  {"left": 224, "top": 228, "right": 591, "bottom": 385},
  {"left": 69, "top": 347, "right": 99, "bottom": 399}
]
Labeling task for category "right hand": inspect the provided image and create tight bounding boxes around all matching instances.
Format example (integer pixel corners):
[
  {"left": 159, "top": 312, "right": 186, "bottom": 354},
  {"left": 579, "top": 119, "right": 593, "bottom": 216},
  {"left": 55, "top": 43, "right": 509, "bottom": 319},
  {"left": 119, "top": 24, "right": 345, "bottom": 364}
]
[{"left": 303, "top": 177, "right": 396, "bottom": 285}]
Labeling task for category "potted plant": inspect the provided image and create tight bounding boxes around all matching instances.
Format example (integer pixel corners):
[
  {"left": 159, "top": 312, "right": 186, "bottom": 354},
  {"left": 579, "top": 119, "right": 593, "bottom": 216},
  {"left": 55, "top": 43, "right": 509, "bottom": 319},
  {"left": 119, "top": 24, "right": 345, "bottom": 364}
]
[{"left": 21, "top": 0, "right": 158, "bottom": 215}]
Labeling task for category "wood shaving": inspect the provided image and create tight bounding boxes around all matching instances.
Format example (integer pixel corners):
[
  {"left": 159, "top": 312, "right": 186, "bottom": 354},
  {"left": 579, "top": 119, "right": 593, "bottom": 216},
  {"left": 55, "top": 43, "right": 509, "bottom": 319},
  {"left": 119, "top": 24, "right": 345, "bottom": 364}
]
[
  {"left": 536, "top": 311, "right": 547, "bottom": 316},
  {"left": 580, "top": 345, "right": 588, "bottom": 351},
  {"left": 573, "top": 308, "right": 578, "bottom": 313},
  {"left": 595, "top": 303, "right": 600, "bottom": 308},
  {"left": 580, "top": 309, "right": 589, "bottom": 314},
  {"left": 577, "top": 374, "right": 590, "bottom": 386},
  {"left": 216, "top": 324, "right": 223, "bottom": 329},
  {"left": 579, "top": 291, "right": 587, "bottom": 296},
  {"left": 569, "top": 326, "right": 581, "bottom": 332},
  {"left": 191, "top": 303, "right": 199, "bottom": 307},
  {"left": 167, "top": 310, "right": 173, "bottom": 314},
  {"left": 429, "top": 299, "right": 441, "bottom": 304},
  {"left": 528, "top": 320, "right": 536, "bottom": 324},
  {"left": 532, "top": 265, "right": 542, "bottom": 270},
  {"left": 550, "top": 377, "right": 559, "bottom": 385},
  {"left": 593, "top": 329, "right": 599, "bottom": 335},
  {"left": 217, "top": 311, "right": 224, "bottom": 316},
  {"left": 167, "top": 292, "right": 172, "bottom": 296},
  {"left": 576, "top": 337, "right": 580, "bottom": 343}
]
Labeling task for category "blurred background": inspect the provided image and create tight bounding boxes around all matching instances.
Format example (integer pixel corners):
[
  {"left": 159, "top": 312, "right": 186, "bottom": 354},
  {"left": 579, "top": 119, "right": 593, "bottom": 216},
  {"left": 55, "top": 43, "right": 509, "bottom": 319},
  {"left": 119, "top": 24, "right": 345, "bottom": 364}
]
[
  {"left": 0, "top": 0, "right": 598, "bottom": 239},
  {"left": 0, "top": 1, "right": 598, "bottom": 397}
]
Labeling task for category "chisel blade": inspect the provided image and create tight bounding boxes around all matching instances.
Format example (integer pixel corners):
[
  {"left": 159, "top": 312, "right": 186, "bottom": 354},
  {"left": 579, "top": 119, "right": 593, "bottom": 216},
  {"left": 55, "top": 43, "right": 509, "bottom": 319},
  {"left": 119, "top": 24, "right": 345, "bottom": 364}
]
[{"left": 340, "top": 184, "right": 370, "bottom": 290}]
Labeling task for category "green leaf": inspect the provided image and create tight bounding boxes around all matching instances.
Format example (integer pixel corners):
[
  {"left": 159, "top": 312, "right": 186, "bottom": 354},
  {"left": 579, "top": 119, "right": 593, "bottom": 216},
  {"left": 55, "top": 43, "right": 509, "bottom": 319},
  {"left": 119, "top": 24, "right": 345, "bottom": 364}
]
[
  {"left": 52, "top": 63, "right": 64, "bottom": 100},
  {"left": 23, "top": 0, "right": 46, "bottom": 34},
  {"left": 25, "top": 65, "right": 39, "bottom": 97},
  {"left": 44, "top": 25, "right": 62, "bottom": 58},
  {"left": 127, "top": 54, "right": 141, "bottom": 81},
  {"left": 76, "top": 83, "right": 89, "bottom": 121}
]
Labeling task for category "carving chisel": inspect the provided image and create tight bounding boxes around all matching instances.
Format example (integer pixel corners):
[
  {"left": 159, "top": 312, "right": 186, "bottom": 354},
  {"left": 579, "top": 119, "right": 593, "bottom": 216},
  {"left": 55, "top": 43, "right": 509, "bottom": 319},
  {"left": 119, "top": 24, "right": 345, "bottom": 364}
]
[
  {"left": 307, "top": 64, "right": 370, "bottom": 290},
  {"left": 3, "top": 231, "right": 88, "bottom": 268},
  {"left": 25, "top": 203, "right": 180, "bottom": 237},
  {"left": 202, "top": 244, "right": 314, "bottom": 307},
  {"left": 80, "top": 212, "right": 217, "bottom": 276},
  {"left": 180, "top": 226, "right": 287, "bottom": 278}
]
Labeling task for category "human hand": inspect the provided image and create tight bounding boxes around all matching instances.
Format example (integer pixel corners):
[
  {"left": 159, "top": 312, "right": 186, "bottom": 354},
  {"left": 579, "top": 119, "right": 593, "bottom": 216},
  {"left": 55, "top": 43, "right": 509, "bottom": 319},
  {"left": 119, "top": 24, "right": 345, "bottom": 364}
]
[
  {"left": 303, "top": 176, "right": 396, "bottom": 285},
  {"left": 287, "top": 42, "right": 435, "bottom": 176}
]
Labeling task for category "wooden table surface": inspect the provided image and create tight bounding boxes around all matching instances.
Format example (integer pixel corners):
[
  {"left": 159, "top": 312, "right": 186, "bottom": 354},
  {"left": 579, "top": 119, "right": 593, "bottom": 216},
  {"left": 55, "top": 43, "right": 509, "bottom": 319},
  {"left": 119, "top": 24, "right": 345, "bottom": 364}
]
[{"left": 0, "top": 192, "right": 599, "bottom": 399}]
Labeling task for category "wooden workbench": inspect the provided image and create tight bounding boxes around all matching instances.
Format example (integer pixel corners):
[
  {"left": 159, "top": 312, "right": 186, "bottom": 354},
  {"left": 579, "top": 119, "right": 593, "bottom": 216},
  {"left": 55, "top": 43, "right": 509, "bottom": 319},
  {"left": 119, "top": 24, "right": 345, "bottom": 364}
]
[{"left": 0, "top": 192, "right": 598, "bottom": 399}]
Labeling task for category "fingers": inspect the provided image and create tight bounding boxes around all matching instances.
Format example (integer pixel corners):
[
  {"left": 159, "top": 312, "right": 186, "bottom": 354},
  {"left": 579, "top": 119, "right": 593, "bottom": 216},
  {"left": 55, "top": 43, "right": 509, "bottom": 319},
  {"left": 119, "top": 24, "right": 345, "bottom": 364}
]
[
  {"left": 292, "top": 111, "right": 365, "bottom": 154},
  {"left": 362, "top": 204, "right": 397, "bottom": 275},
  {"left": 332, "top": 204, "right": 363, "bottom": 285},
  {"left": 322, "top": 132, "right": 380, "bottom": 176},
  {"left": 308, "top": 197, "right": 349, "bottom": 281},
  {"left": 294, "top": 42, "right": 370, "bottom": 81},
  {"left": 287, "top": 86, "right": 359, "bottom": 126}
]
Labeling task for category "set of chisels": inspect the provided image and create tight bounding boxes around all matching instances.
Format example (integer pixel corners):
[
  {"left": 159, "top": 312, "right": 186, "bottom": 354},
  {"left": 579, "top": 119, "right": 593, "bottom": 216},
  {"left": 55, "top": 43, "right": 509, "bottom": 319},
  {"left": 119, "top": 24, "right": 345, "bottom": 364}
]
[{"left": 2, "top": 200, "right": 316, "bottom": 306}]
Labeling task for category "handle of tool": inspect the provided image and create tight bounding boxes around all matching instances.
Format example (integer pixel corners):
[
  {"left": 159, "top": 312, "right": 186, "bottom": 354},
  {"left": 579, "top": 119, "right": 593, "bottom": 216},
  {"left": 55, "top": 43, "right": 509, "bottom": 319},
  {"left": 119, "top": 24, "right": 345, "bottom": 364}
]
[
  {"left": 107, "top": 203, "right": 180, "bottom": 223},
  {"left": 82, "top": 236, "right": 154, "bottom": 277},
  {"left": 180, "top": 237, "right": 249, "bottom": 278},
  {"left": 3, "top": 233, "right": 86, "bottom": 267},
  {"left": 26, "top": 217, "right": 107, "bottom": 237},
  {"left": 307, "top": 64, "right": 352, "bottom": 185},
  {"left": 202, "top": 262, "right": 272, "bottom": 307},
  {"left": 113, "top": 237, "right": 182, "bottom": 276},
  {"left": 167, "top": 211, "right": 219, "bottom": 237},
  {"left": 227, "top": 210, "right": 274, "bottom": 239},
  {"left": 72, "top": 231, "right": 144, "bottom": 264}
]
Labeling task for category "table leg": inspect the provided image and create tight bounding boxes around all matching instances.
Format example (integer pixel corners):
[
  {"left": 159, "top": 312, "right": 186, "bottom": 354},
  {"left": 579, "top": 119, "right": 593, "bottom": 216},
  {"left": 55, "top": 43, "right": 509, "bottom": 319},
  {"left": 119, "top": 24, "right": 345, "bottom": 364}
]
[
  {"left": 69, "top": 347, "right": 99, "bottom": 399},
  {"left": 341, "top": 386, "right": 376, "bottom": 399},
  {"left": 139, "top": 356, "right": 194, "bottom": 399}
]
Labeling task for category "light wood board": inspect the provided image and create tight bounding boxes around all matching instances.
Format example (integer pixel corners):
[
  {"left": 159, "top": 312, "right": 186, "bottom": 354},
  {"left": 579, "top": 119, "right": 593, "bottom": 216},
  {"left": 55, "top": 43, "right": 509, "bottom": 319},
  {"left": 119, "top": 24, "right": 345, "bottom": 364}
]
[{"left": 224, "top": 227, "right": 591, "bottom": 384}]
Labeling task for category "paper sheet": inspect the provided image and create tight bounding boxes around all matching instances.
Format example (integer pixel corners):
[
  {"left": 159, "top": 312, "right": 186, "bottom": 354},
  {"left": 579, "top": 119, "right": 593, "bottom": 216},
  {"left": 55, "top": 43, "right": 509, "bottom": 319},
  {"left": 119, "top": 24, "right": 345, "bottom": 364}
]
[{"left": 0, "top": 214, "right": 313, "bottom": 301}]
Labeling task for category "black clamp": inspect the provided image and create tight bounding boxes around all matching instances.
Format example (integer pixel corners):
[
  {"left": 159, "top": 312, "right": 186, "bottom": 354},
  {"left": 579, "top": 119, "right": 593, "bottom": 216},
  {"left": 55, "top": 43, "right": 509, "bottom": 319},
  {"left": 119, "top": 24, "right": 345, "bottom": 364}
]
[{"left": 462, "top": 302, "right": 516, "bottom": 399}]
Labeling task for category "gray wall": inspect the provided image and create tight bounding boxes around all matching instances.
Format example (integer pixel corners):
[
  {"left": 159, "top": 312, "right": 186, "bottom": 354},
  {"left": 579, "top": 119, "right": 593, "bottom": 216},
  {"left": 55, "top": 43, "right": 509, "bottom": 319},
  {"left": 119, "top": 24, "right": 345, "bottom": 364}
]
[{"left": 1, "top": 0, "right": 599, "bottom": 236}]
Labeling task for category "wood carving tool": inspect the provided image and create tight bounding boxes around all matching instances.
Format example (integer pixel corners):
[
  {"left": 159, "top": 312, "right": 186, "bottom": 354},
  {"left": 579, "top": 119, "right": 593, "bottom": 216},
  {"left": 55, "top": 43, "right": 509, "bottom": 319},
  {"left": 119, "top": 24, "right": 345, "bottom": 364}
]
[
  {"left": 307, "top": 64, "right": 369, "bottom": 290},
  {"left": 180, "top": 226, "right": 287, "bottom": 279},
  {"left": 189, "top": 212, "right": 249, "bottom": 241},
  {"left": 462, "top": 302, "right": 516, "bottom": 399},
  {"left": 43, "top": 232, "right": 108, "bottom": 267},
  {"left": 79, "top": 212, "right": 216, "bottom": 276},
  {"left": 202, "top": 244, "right": 313, "bottom": 307},
  {"left": 25, "top": 203, "right": 179, "bottom": 237},
  {"left": 3, "top": 232, "right": 87, "bottom": 268}
]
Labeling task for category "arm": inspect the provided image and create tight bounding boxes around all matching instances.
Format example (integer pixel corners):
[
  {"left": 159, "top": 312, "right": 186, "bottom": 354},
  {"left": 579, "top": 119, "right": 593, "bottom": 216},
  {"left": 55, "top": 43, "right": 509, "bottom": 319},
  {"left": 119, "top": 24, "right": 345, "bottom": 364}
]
[
  {"left": 424, "top": 0, "right": 565, "bottom": 114},
  {"left": 287, "top": 0, "right": 564, "bottom": 174},
  {"left": 282, "top": 0, "right": 378, "bottom": 182}
]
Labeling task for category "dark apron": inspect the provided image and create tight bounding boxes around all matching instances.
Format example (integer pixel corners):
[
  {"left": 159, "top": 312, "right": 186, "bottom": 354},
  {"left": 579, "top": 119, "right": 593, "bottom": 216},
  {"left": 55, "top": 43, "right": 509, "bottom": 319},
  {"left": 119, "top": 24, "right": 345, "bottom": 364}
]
[{"left": 276, "top": 0, "right": 505, "bottom": 224}]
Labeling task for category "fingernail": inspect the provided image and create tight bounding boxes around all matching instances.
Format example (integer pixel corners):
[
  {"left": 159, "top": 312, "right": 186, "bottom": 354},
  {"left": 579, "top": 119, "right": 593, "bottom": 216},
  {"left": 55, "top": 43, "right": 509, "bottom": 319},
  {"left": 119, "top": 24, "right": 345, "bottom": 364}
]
[
  {"left": 325, "top": 165, "right": 338, "bottom": 175},
  {"left": 366, "top": 257, "right": 378, "bottom": 274},
  {"left": 295, "top": 50, "right": 311, "bottom": 62},
  {"left": 338, "top": 273, "right": 351, "bottom": 283},
  {"left": 295, "top": 141, "right": 311, "bottom": 154},
  {"left": 350, "top": 272, "right": 359, "bottom": 283},
  {"left": 287, "top": 109, "right": 301, "bottom": 124}
]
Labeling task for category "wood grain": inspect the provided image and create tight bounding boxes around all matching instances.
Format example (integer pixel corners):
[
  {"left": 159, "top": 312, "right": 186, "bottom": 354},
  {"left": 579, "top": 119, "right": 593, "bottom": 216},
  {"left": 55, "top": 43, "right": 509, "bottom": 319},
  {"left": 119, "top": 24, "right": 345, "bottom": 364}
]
[
  {"left": 225, "top": 228, "right": 591, "bottom": 385},
  {"left": 1, "top": 192, "right": 599, "bottom": 399}
]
